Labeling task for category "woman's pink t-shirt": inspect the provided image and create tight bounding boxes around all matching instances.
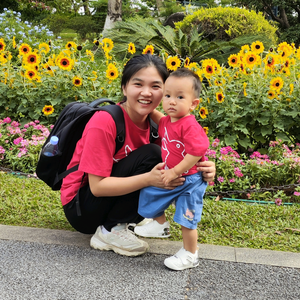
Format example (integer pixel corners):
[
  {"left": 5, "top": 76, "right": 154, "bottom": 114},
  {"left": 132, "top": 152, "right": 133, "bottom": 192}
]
[{"left": 60, "top": 105, "right": 151, "bottom": 206}]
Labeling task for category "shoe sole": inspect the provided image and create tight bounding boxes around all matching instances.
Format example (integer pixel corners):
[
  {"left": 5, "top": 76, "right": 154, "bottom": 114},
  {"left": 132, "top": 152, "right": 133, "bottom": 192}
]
[
  {"left": 90, "top": 236, "right": 149, "bottom": 257},
  {"left": 134, "top": 231, "right": 171, "bottom": 238},
  {"left": 164, "top": 260, "right": 199, "bottom": 271}
]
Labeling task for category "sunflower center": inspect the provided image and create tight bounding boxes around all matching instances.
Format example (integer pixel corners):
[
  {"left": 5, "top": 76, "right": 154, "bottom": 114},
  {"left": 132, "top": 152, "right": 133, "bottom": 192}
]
[
  {"left": 23, "top": 48, "right": 28, "bottom": 52},
  {"left": 0, "top": 45, "right": 3, "bottom": 50},
  {"left": 249, "top": 57, "right": 254, "bottom": 62},
  {"left": 146, "top": 50, "right": 151, "bottom": 54},
  {"left": 110, "top": 72, "right": 115, "bottom": 76},
  {"left": 232, "top": 58, "right": 236, "bottom": 63},
  {"left": 255, "top": 45, "right": 260, "bottom": 49},
  {"left": 30, "top": 57, "right": 35, "bottom": 62},
  {"left": 275, "top": 82, "right": 280, "bottom": 87},
  {"left": 62, "top": 60, "right": 68, "bottom": 66},
  {"left": 29, "top": 72, "right": 34, "bottom": 77},
  {"left": 171, "top": 61, "right": 176, "bottom": 66},
  {"left": 75, "top": 80, "right": 80, "bottom": 84}
]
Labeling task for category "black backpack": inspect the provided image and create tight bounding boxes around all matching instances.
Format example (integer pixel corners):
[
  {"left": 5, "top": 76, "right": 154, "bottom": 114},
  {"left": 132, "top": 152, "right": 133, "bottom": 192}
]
[{"left": 36, "top": 98, "right": 158, "bottom": 191}]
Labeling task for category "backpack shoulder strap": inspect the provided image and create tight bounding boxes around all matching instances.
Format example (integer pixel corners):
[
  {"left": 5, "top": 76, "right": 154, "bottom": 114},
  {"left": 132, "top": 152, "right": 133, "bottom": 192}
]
[
  {"left": 149, "top": 116, "right": 159, "bottom": 143},
  {"left": 99, "top": 104, "right": 125, "bottom": 154},
  {"left": 57, "top": 104, "right": 125, "bottom": 183}
]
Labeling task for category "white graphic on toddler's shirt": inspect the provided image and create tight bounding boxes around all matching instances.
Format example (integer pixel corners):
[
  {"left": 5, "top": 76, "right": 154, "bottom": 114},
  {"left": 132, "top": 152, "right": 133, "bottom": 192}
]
[
  {"left": 113, "top": 144, "right": 132, "bottom": 162},
  {"left": 162, "top": 127, "right": 187, "bottom": 172}
]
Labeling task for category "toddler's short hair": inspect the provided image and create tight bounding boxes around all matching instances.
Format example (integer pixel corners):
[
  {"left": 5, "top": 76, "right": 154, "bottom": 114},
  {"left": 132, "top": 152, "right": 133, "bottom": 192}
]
[{"left": 169, "top": 68, "right": 202, "bottom": 98}]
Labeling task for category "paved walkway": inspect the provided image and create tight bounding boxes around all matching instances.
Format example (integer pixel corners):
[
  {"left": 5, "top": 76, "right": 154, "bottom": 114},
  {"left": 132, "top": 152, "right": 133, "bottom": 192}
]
[{"left": 0, "top": 224, "right": 299, "bottom": 299}]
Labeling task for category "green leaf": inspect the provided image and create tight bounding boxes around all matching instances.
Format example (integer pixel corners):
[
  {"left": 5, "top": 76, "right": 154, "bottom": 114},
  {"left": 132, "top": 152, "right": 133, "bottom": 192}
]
[
  {"left": 261, "top": 126, "right": 272, "bottom": 136},
  {"left": 276, "top": 132, "right": 289, "bottom": 141},
  {"left": 257, "top": 115, "right": 270, "bottom": 125},
  {"left": 238, "top": 137, "right": 252, "bottom": 149},
  {"left": 224, "top": 135, "right": 236, "bottom": 145}
]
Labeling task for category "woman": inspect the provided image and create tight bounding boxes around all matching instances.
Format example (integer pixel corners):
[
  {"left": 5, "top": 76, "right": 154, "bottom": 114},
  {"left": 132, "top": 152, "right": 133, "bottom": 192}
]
[{"left": 61, "top": 54, "right": 216, "bottom": 257}]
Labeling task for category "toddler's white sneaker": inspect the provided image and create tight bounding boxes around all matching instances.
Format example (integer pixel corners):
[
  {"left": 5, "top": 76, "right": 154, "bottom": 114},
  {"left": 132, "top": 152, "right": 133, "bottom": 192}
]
[{"left": 164, "top": 247, "right": 199, "bottom": 271}]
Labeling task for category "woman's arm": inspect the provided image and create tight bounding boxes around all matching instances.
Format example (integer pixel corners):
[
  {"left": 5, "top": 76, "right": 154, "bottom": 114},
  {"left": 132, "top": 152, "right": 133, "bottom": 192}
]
[{"left": 88, "top": 162, "right": 184, "bottom": 197}]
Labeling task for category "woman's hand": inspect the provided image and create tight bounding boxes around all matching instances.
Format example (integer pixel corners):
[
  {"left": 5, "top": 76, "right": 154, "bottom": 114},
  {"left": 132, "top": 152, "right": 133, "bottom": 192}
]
[
  {"left": 196, "top": 160, "right": 216, "bottom": 182},
  {"left": 149, "top": 162, "right": 184, "bottom": 189}
]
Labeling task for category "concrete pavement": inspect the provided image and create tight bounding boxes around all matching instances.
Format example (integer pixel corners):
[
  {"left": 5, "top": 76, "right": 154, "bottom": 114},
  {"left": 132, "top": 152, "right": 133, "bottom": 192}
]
[{"left": 0, "top": 224, "right": 299, "bottom": 300}]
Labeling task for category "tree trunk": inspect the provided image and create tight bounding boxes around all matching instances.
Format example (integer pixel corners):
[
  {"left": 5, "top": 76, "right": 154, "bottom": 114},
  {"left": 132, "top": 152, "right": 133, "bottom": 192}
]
[
  {"left": 279, "top": 6, "right": 290, "bottom": 29},
  {"left": 102, "top": 0, "right": 122, "bottom": 32},
  {"left": 156, "top": 0, "right": 164, "bottom": 15},
  {"left": 82, "top": 0, "right": 91, "bottom": 15}
]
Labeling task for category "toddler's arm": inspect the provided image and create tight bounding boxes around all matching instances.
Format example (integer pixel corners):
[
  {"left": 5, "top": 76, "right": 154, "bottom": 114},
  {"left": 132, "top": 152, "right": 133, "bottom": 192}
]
[
  {"left": 161, "top": 154, "right": 202, "bottom": 185},
  {"left": 150, "top": 109, "right": 165, "bottom": 125}
]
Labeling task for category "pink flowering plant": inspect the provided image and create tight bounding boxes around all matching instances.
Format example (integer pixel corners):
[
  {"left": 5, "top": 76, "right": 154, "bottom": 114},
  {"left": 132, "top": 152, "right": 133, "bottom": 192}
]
[
  {"left": 206, "top": 138, "right": 300, "bottom": 204},
  {"left": 0, "top": 117, "right": 51, "bottom": 174}
]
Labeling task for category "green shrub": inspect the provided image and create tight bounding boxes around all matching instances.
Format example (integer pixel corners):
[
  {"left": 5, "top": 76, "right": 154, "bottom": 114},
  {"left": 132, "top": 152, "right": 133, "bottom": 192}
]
[
  {"left": 67, "top": 15, "right": 100, "bottom": 39},
  {"left": 176, "top": 7, "right": 278, "bottom": 46},
  {"left": 42, "top": 14, "right": 70, "bottom": 38}
]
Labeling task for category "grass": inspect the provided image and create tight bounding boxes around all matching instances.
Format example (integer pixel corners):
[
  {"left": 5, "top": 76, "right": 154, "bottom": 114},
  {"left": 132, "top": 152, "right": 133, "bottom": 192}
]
[{"left": 1, "top": 171, "right": 300, "bottom": 253}]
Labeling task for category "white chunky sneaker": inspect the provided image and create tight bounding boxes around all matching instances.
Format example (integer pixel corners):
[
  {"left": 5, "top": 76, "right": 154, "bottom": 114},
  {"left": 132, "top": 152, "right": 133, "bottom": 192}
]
[
  {"left": 164, "top": 247, "right": 199, "bottom": 271},
  {"left": 134, "top": 220, "right": 170, "bottom": 238},
  {"left": 90, "top": 224, "right": 149, "bottom": 257}
]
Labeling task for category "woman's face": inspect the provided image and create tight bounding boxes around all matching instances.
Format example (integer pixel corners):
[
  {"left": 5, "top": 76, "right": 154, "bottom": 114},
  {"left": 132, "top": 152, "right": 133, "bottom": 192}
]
[{"left": 122, "top": 66, "right": 164, "bottom": 118}]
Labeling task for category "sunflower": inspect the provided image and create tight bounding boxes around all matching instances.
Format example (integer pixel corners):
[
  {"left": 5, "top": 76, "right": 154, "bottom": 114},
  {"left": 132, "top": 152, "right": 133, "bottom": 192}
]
[
  {"left": 203, "top": 127, "right": 209, "bottom": 135},
  {"left": 93, "top": 40, "right": 100, "bottom": 46},
  {"left": 102, "top": 38, "right": 114, "bottom": 52},
  {"left": 106, "top": 65, "right": 119, "bottom": 80},
  {"left": 166, "top": 56, "right": 181, "bottom": 71},
  {"left": 86, "top": 49, "right": 95, "bottom": 62},
  {"left": 0, "top": 38, "right": 6, "bottom": 52},
  {"left": 202, "top": 58, "right": 220, "bottom": 77},
  {"left": 267, "top": 90, "right": 276, "bottom": 99},
  {"left": 270, "top": 77, "right": 284, "bottom": 91},
  {"left": 65, "top": 41, "right": 77, "bottom": 50},
  {"left": 42, "top": 105, "right": 54, "bottom": 116},
  {"left": 228, "top": 54, "right": 239, "bottom": 68},
  {"left": 128, "top": 42, "right": 136, "bottom": 55},
  {"left": 184, "top": 57, "right": 190, "bottom": 67},
  {"left": 12, "top": 36, "right": 17, "bottom": 49},
  {"left": 214, "top": 78, "right": 226, "bottom": 86},
  {"left": 23, "top": 51, "right": 40, "bottom": 67},
  {"left": 39, "top": 42, "right": 50, "bottom": 54},
  {"left": 142, "top": 45, "right": 154, "bottom": 55},
  {"left": 24, "top": 68, "right": 38, "bottom": 80},
  {"left": 251, "top": 41, "right": 264, "bottom": 54},
  {"left": 263, "top": 54, "right": 277, "bottom": 69},
  {"left": 0, "top": 51, "right": 12, "bottom": 64},
  {"left": 73, "top": 76, "right": 83, "bottom": 87},
  {"left": 244, "top": 51, "right": 261, "bottom": 69},
  {"left": 57, "top": 56, "right": 74, "bottom": 71},
  {"left": 43, "top": 62, "right": 55, "bottom": 75},
  {"left": 19, "top": 43, "right": 32, "bottom": 56},
  {"left": 216, "top": 92, "right": 225, "bottom": 103},
  {"left": 277, "top": 42, "right": 293, "bottom": 58},
  {"left": 290, "top": 83, "right": 294, "bottom": 95},
  {"left": 199, "top": 107, "right": 208, "bottom": 119}
]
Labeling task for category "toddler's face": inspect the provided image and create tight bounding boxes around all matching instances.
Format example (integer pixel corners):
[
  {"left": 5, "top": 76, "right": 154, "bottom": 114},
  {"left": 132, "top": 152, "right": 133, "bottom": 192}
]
[{"left": 162, "top": 76, "right": 198, "bottom": 122}]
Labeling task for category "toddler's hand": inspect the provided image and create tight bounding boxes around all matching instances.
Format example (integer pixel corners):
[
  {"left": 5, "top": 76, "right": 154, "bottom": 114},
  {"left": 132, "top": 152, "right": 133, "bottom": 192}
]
[{"left": 161, "top": 168, "right": 178, "bottom": 186}]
